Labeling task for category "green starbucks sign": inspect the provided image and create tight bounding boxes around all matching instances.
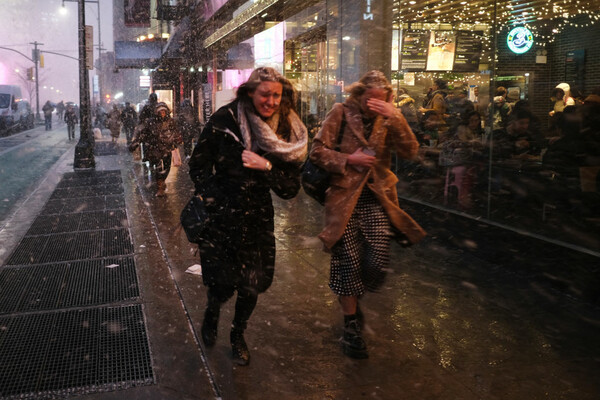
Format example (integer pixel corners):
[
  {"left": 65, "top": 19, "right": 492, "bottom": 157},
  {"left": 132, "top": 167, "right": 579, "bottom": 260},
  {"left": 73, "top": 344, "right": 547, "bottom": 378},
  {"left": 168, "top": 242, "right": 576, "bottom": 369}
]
[{"left": 507, "top": 27, "right": 534, "bottom": 54}]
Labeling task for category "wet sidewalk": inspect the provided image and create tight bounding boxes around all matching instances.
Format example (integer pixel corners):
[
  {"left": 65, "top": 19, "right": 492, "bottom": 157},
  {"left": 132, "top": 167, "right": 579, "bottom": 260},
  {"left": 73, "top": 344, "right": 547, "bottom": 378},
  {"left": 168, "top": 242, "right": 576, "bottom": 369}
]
[{"left": 0, "top": 133, "right": 599, "bottom": 399}]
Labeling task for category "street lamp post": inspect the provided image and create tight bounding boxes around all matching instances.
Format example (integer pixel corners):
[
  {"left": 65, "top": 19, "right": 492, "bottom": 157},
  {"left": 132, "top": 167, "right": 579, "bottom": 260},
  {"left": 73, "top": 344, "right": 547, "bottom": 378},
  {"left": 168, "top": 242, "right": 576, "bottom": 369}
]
[
  {"left": 62, "top": 0, "right": 102, "bottom": 104},
  {"left": 73, "top": 0, "right": 95, "bottom": 169}
]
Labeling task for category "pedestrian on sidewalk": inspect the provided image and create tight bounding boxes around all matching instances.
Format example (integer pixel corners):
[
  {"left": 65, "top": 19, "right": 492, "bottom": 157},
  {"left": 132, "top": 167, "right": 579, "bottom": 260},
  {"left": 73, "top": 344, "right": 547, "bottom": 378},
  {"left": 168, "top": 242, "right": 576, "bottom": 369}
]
[
  {"left": 177, "top": 98, "right": 201, "bottom": 159},
  {"left": 64, "top": 104, "right": 78, "bottom": 140},
  {"left": 108, "top": 104, "right": 122, "bottom": 143},
  {"left": 188, "top": 67, "right": 308, "bottom": 366},
  {"left": 42, "top": 100, "right": 54, "bottom": 131},
  {"left": 121, "top": 102, "right": 137, "bottom": 144},
  {"left": 309, "top": 70, "right": 426, "bottom": 359},
  {"left": 129, "top": 102, "right": 182, "bottom": 196}
]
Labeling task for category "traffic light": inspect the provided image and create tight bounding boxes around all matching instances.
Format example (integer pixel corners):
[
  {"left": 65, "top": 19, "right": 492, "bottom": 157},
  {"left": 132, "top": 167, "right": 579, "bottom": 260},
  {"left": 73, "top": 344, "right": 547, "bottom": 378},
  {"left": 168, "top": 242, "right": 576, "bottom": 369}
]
[
  {"left": 26, "top": 67, "right": 34, "bottom": 81},
  {"left": 39, "top": 54, "right": 44, "bottom": 68}
]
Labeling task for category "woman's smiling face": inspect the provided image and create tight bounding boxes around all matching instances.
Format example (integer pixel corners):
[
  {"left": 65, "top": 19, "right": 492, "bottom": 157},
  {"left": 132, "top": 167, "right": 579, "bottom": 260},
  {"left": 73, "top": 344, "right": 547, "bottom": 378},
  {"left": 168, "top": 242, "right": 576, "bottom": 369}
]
[{"left": 249, "top": 81, "right": 283, "bottom": 118}]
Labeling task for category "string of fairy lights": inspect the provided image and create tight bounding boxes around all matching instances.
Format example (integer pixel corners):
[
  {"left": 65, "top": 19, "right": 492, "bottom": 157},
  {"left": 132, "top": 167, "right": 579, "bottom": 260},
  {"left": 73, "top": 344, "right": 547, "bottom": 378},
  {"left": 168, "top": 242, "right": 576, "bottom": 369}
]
[{"left": 393, "top": 0, "right": 599, "bottom": 47}]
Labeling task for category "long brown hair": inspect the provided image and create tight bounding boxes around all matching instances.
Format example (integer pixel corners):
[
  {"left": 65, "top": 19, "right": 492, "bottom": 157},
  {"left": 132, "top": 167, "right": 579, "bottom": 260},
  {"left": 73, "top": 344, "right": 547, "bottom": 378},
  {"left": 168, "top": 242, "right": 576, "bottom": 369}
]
[{"left": 236, "top": 67, "right": 297, "bottom": 140}]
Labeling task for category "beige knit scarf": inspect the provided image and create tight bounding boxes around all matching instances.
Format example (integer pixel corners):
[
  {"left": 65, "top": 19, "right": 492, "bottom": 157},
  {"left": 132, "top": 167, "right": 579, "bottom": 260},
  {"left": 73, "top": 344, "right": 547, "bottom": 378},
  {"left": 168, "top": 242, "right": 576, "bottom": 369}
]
[{"left": 238, "top": 101, "right": 308, "bottom": 163}]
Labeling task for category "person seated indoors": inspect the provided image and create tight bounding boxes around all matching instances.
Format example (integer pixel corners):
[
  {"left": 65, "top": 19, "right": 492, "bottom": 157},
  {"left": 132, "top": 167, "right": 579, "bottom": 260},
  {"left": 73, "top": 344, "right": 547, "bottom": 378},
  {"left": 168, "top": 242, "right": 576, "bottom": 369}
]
[
  {"left": 549, "top": 83, "right": 575, "bottom": 117},
  {"left": 492, "top": 110, "right": 543, "bottom": 160},
  {"left": 513, "top": 100, "right": 543, "bottom": 144}
]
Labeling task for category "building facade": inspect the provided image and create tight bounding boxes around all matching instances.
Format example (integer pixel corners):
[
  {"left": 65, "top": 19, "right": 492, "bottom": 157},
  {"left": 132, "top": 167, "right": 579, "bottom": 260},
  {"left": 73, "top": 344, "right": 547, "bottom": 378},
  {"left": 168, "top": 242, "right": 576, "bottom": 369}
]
[{"left": 131, "top": 0, "right": 600, "bottom": 253}]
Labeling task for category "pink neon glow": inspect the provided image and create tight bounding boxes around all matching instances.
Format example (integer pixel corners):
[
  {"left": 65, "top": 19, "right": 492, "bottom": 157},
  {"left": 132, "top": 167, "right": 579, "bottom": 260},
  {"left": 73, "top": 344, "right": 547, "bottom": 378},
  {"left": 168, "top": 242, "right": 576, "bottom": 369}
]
[
  {"left": 223, "top": 69, "right": 253, "bottom": 91},
  {"left": 253, "top": 22, "right": 285, "bottom": 71}
]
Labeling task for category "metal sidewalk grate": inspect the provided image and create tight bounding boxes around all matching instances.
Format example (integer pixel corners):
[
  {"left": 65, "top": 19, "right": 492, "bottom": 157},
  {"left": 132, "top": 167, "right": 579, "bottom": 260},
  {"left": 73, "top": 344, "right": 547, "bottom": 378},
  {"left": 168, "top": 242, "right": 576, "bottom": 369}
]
[
  {"left": 62, "top": 170, "right": 121, "bottom": 180},
  {"left": 0, "top": 169, "right": 154, "bottom": 399},
  {"left": 40, "top": 195, "right": 125, "bottom": 215},
  {"left": 50, "top": 184, "right": 124, "bottom": 200},
  {"left": 0, "top": 257, "right": 139, "bottom": 314},
  {"left": 57, "top": 174, "right": 122, "bottom": 189},
  {"left": 79, "top": 209, "right": 128, "bottom": 231},
  {"left": 6, "top": 229, "right": 133, "bottom": 265},
  {"left": 94, "top": 142, "right": 119, "bottom": 156},
  {"left": 102, "top": 228, "right": 134, "bottom": 257},
  {"left": 0, "top": 305, "right": 154, "bottom": 398},
  {"left": 26, "top": 210, "right": 128, "bottom": 236}
]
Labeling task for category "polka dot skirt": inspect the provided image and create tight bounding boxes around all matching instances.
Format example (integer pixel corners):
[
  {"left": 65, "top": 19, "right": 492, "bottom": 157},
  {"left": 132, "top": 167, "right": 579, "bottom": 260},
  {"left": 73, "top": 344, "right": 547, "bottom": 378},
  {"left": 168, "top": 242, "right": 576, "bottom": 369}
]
[{"left": 329, "top": 189, "right": 393, "bottom": 296}]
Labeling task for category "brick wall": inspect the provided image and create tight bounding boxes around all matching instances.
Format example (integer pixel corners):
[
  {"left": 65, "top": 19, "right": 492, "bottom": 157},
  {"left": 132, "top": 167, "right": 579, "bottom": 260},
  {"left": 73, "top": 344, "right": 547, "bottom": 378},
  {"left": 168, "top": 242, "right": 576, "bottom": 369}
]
[{"left": 550, "top": 15, "right": 600, "bottom": 96}]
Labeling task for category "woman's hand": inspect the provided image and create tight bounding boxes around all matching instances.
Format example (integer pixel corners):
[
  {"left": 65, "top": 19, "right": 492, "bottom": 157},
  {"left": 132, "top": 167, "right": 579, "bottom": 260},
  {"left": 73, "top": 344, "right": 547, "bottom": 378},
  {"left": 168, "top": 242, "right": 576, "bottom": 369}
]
[
  {"left": 242, "top": 150, "right": 272, "bottom": 171},
  {"left": 366, "top": 98, "right": 396, "bottom": 118},
  {"left": 347, "top": 148, "right": 376, "bottom": 168}
]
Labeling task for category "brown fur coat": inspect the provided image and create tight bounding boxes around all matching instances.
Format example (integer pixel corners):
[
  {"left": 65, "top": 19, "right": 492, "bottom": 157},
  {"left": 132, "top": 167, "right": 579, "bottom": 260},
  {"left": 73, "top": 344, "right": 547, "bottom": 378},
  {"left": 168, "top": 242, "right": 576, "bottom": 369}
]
[{"left": 310, "top": 99, "right": 426, "bottom": 249}]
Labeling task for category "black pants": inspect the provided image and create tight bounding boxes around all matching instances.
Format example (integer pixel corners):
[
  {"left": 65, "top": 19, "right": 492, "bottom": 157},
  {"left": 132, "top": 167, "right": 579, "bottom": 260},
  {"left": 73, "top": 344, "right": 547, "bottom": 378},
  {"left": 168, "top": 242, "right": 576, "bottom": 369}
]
[
  {"left": 207, "top": 285, "right": 258, "bottom": 331},
  {"left": 149, "top": 153, "right": 172, "bottom": 181},
  {"left": 67, "top": 123, "right": 76, "bottom": 140}
]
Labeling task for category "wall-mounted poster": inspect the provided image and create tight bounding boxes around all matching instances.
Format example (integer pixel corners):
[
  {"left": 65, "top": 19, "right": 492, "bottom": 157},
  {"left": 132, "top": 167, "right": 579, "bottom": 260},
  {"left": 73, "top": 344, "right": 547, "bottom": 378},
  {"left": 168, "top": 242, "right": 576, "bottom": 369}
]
[
  {"left": 426, "top": 31, "right": 455, "bottom": 71},
  {"left": 400, "top": 30, "right": 430, "bottom": 71},
  {"left": 454, "top": 31, "right": 483, "bottom": 72}
]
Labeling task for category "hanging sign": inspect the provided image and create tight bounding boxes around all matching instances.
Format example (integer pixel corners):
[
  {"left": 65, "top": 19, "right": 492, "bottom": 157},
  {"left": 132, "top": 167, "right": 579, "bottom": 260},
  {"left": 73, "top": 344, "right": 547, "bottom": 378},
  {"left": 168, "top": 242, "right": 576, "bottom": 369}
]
[
  {"left": 507, "top": 27, "right": 534, "bottom": 54},
  {"left": 85, "top": 25, "right": 94, "bottom": 70}
]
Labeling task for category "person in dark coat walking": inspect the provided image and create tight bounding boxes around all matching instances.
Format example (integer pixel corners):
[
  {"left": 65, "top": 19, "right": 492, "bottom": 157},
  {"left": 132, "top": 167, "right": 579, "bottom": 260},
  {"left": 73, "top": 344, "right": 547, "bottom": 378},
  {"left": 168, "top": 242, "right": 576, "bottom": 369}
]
[
  {"left": 121, "top": 102, "right": 138, "bottom": 144},
  {"left": 188, "top": 67, "right": 308, "bottom": 366},
  {"left": 138, "top": 92, "right": 158, "bottom": 126},
  {"left": 56, "top": 100, "right": 65, "bottom": 122},
  {"left": 64, "top": 104, "right": 78, "bottom": 140},
  {"left": 177, "top": 98, "right": 201, "bottom": 158},
  {"left": 42, "top": 101, "right": 54, "bottom": 131},
  {"left": 129, "top": 102, "right": 182, "bottom": 196}
]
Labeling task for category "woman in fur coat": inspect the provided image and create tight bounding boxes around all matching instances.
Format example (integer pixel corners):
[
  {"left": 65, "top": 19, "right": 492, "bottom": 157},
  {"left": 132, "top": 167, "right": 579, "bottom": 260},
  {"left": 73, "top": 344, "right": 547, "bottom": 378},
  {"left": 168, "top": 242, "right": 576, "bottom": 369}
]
[{"left": 309, "top": 71, "right": 426, "bottom": 359}]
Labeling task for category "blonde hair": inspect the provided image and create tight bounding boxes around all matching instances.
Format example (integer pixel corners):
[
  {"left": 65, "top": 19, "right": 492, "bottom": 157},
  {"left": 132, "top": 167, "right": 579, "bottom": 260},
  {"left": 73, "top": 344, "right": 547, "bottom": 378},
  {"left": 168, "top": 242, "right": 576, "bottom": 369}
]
[{"left": 346, "top": 70, "right": 393, "bottom": 100}]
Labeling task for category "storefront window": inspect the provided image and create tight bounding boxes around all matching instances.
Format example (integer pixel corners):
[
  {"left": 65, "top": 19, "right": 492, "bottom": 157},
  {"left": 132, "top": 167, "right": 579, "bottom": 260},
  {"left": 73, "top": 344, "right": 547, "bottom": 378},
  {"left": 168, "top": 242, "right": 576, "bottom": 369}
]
[{"left": 392, "top": 0, "right": 600, "bottom": 251}]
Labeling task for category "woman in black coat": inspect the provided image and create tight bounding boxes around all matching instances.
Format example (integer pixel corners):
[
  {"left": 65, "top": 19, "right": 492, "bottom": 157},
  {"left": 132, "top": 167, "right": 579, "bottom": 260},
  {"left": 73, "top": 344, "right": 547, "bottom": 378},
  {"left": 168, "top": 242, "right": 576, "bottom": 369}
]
[{"left": 188, "top": 67, "right": 308, "bottom": 365}]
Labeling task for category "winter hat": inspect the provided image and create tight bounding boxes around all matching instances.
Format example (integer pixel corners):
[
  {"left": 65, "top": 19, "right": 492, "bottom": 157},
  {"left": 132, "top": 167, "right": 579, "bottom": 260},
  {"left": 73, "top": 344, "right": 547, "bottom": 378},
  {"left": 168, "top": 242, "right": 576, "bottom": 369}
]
[
  {"left": 155, "top": 102, "right": 170, "bottom": 115},
  {"left": 556, "top": 83, "right": 570, "bottom": 93}
]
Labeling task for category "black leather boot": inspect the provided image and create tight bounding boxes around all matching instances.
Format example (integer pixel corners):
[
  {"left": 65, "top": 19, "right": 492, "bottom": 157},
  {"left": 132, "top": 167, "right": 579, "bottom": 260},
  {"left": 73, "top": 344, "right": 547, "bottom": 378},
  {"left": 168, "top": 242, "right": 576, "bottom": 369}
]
[
  {"left": 230, "top": 326, "right": 250, "bottom": 366},
  {"left": 341, "top": 318, "right": 368, "bottom": 359},
  {"left": 201, "top": 304, "right": 220, "bottom": 347}
]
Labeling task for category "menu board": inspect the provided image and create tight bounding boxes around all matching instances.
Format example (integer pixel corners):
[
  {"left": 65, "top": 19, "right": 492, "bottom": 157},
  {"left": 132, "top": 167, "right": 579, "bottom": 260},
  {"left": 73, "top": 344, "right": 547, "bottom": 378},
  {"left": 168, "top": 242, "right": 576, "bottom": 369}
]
[
  {"left": 400, "top": 31, "right": 430, "bottom": 71},
  {"left": 453, "top": 31, "right": 483, "bottom": 72},
  {"left": 426, "top": 31, "right": 456, "bottom": 71}
]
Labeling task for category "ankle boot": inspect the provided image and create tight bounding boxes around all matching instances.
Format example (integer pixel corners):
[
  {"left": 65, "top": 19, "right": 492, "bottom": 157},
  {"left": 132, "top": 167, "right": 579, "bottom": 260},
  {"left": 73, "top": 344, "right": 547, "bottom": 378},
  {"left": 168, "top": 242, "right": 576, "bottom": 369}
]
[
  {"left": 201, "top": 307, "right": 220, "bottom": 347},
  {"left": 340, "top": 318, "right": 368, "bottom": 359},
  {"left": 230, "top": 327, "right": 250, "bottom": 366}
]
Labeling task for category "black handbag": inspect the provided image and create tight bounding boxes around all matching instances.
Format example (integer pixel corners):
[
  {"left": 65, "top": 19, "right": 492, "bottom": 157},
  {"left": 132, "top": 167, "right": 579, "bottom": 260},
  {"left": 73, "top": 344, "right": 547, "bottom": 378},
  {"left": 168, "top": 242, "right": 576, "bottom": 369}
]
[
  {"left": 180, "top": 195, "right": 209, "bottom": 244},
  {"left": 302, "top": 112, "right": 346, "bottom": 205}
]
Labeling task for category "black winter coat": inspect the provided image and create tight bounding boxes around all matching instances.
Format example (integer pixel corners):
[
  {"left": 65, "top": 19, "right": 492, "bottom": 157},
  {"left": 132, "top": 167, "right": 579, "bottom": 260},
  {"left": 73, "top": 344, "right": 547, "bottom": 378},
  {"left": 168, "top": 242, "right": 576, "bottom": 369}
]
[
  {"left": 132, "top": 116, "right": 182, "bottom": 163},
  {"left": 188, "top": 100, "right": 302, "bottom": 292}
]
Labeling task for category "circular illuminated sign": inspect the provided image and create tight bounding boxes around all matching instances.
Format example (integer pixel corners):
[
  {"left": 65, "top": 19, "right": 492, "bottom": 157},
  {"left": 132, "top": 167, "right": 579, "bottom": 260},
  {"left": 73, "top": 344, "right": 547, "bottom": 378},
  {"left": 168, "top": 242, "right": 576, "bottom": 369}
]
[{"left": 507, "top": 27, "right": 534, "bottom": 54}]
